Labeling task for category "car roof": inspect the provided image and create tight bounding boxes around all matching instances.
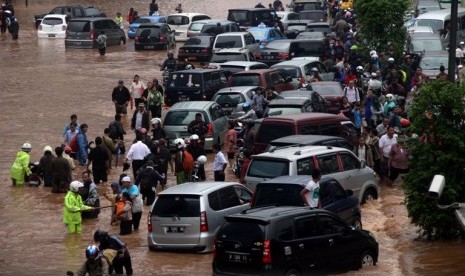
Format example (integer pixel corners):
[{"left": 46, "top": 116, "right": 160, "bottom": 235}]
[
  {"left": 168, "top": 101, "right": 216, "bottom": 110},
  {"left": 231, "top": 68, "right": 278, "bottom": 75},
  {"left": 262, "top": 112, "right": 344, "bottom": 122},
  {"left": 260, "top": 175, "right": 335, "bottom": 186},
  {"left": 220, "top": 61, "right": 267, "bottom": 67},
  {"left": 252, "top": 145, "right": 350, "bottom": 161},
  {"left": 416, "top": 8, "right": 465, "bottom": 20},
  {"left": 309, "top": 81, "right": 341, "bottom": 86},
  {"left": 421, "top": 51, "right": 449, "bottom": 57},
  {"left": 276, "top": 11, "right": 298, "bottom": 15},
  {"left": 43, "top": 14, "right": 68, "bottom": 19},
  {"left": 248, "top": 26, "right": 274, "bottom": 31},
  {"left": 268, "top": 98, "right": 310, "bottom": 105},
  {"left": 279, "top": 90, "right": 315, "bottom": 96},
  {"left": 229, "top": 8, "right": 275, "bottom": 11},
  {"left": 159, "top": 182, "right": 242, "bottom": 195},
  {"left": 409, "top": 32, "right": 441, "bottom": 39},
  {"left": 287, "top": 19, "right": 313, "bottom": 24},
  {"left": 167, "top": 13, "right": 210, "bottom": 17},
  {"left": 216, "top": 86, "right": 259, "bottom": 93},
  {"left": 138, "top": 23, "right": 165, "bottom": 28},
  {"left": 226, "top": 206, "right": 334, "bottom": 222},
  {"left": 69, "top": 17, "right": 108, "bottom": 22},
  {"left": 216, "top": 32, "right": 250, "bottom": 36},
  {"left": 270, "top": 134, "right": 345, "bottom": 144},
  {"left": 307, "top": 22, "right": 330, "bottom": 27},
  {"left": 272, "top": 59, "right": 317, "bottom": 67},
  {"left": 214, "top": 48, "right": 249, "bottom": 53},
  {"left": 174, "top": 68, "right": 221, "bottom": 73}
]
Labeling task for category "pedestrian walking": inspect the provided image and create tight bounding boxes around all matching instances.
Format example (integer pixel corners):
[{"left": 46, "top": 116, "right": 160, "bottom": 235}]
[
  {"left": 174, "top": 138, "right": 192, "bottom": 185},
  {"left": 379, "top": 126, "right": 398, "bottom": 186},
  {"left": 39, "top": 145, "right": 54, "bottom": 187},
  {"left": 149, "top": 0, "right": 159, "bottom": 16},
  {"left": 63, "top": 114, "right": 80, "bottom": 137},
  {"left": 63, "top": 146, "right": 76, "bottom": 171},
  {"left": 212, "top": 143, "right": 227, "bottom": 181},
  {"left": 101, "top": 128, "right": 116, "bottom": 170},
  {"left": 188, "top": 113, "right": 208, "bottom": 144},
  {"left": 145, "top": 81, "right": 164, "bottom": 119},
  {"left": 135, "top": 160, "right": 164, "bottom": 205},
  {"left": 51, "top": 146, "right": 72, "bottom": 193},
  {"left": 223, "top": 122, "right": 237, "bottom": 168},
  {"left": 112, "top": 80, "right": 131, "bottom": 115},
  {"left": 9, "top": 16, "right": 18, "bottom": 40},
  {"left": 126, "top": 136, "right": 151, "bottom": 180},
  {"left": 115, "top": 12, "right": 124, "bottom": 29},
  {"left": 131, "top": 103, "right": 150, "bottom": 132},
  {"left": 9, "top": 142, "right": 32, "bottom": 186},
  {"left": 155, "top": 138, "right": 173, "bottom": 190},
  {"left": 129, "top": 75, "right": 146, "bottom": 108},
  {"left": 300, "top": 169, "right": 321, "bottom": 208},
  {"left": 114, "top": 191, "right": 133, "bottom": 235},
  {"left": 63, "top": 181, "right": 94, "bottom": 234},
  {"left": 86, "top": 137, "right": 109, "bottom": 185},
  {"left": 80, "top": 171, "right": 101, "bottom": 219},
  {"left": 175, "top": 3, "right": 182, "bottom": 13},
  {"left": 97, "top": 31, "right": 107, "bottom": 56},
  {"left": 77, "top": 124, "right": 89, "bottom": 166},
  {"left": 187, "top": 134, "right": 206, "bottom": 180},
  {"left": 121, "top": 176, "right": 144, "bottom": 231}
]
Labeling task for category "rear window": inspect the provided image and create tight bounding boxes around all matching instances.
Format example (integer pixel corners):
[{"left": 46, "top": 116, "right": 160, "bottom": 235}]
[
  {"left": 213, "top": 93, "right": 245, "bottom": 106},
  {"left": 288, "top": 24, "right": 307, "bottom": 32},
  {"left": 248, "top": 159, "right": 289, "bottom": 178},
  {"left": 152, "top": 195, "right": 200, "bottom": 217},
  {"left": 291, "top": 41, "right": 324, "bottom": 57},
  {"left": 84, "top": 8, "right": 101, "bottom": 17},
  {"left": 219, "top": 221, "right": 265, "bottom": 243},
  {"left": 299, "top": 11, "right": 325, "bottom": 21},
  {"left": 137, "top": 27, "right": 161, "bottom": 37},
  {"left": 253, "top": 184, "right": 304, "bottom": 207},
  {"left": 256, "top": 123, "right": 293, "bottom": 143},
  {"left": 267, "top": 106, "right": 302, "bottom": 117},
  {"left": 230, "top": 74, "right": 260, "bottom": 86},
  {"left": 168, "top": 15, "right": 189, "bottom": 25},
  {"left": 184, "top": 37, "right": 213, "bottom": 46},
  {"left": 264, "top": 40, "right": 291, "bottom": 50},
  {"left": 42, "top": 17, "right": 64, "bottom": 25},
  {"left": 227, "top": 11, "right": 249, "bottom": 25},
  {"left": 249, "top": 29, "right": 267, "bottom": 39},
  {"left": 201, "top": 24, "right": 224, "bottom": 34},
  {"left": 164, "top": 111, "right": 208, "bottom": 125},
  {"left": 309, "top": 83, "right": 343, "bottom": 96},
  {"left": 274, "top": 67, "right": 301, "bottom": 78},
  {"left": 68, "top": 21, "right": 90, "bottom": 32},
  {"left": 189, "top": 22, "right": 206, "bottom": 31},
  {"left": 133, "top": 18, "right": 152, "bottom": 24},
  {"left": 211, "top": 53, "right": 247, "bottom": 63},
  {"left": 215, "top": 35, "right": 243, "bottom": 48},
  {"left": 220, "top": 65, "right": 247, "bottom": 74},
  {"left": 168, "top": 73, "right": 203, "bottom": 88}
]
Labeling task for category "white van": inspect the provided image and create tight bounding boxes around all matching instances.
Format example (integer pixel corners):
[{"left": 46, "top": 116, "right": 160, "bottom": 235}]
[
  {"left": 167, "top": 13, "right": 211, "bottom": 41},
  {"left": 212, "top": 32, "right": 260, "bottom": 55},
  {"left": 415, "top": 8, "right": 465, "bottom": 42}
]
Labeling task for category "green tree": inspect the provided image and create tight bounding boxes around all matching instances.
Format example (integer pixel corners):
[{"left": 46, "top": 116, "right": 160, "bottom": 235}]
[
  {"left": 403, "top": 81, "right": 465, "bottom": 239},
  {"left": 356, "top": 0, "right": 409, "bottom": 61}
]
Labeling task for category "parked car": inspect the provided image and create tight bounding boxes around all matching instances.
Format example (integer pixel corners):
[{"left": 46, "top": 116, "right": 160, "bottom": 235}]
[
  {"left": 271, "top": 59, "right": 328, "bottom": 87},
  {"left": 227, "top": 69, "right": 295, "bottom": 92},
  {"left": 278, "top": 90, "right": 327, "bottom": 112},
  {"left": 227, "top": 8, "right": 278, "bottom": 31},
  {"left": 247, "top": 26, "right": 286, "bottom": 48},
  {"left": 212, "top": 86, "right": 259, "bottom": 116},
  {"left": 165, "top": 69, "right": 227, "bottom": 106},
  {"left": 218, "top": 61, "right": 268, "bottom": 78},
  {"left": 253, "top": 112, "right": 359, "bottom": 154},
  {"left": 407, "top": 32, "right": 444, "bottom": 53},
  {"left": 167, "top": 13, "right": 211, "bottom": 41},
  {"left": 266, "top": 134, "right": 354, "bottom": 152},
  {"left": 199, "top": 20, "right": 241, "bottom": 36},
  {"left": 162, "top": 101, "right": 229, "bottom": 150},
  {"left": 296, "top": 31, "right": 325, "bottom": 40},
  {"left": 209, "top": 48, "right": 256, "bottom": 67},
  {"left": 307, "top": 81, "right": 344, "bottom": 114},
  {"left": 148, "top": 181, "right": 252, "bottom": 252},
  {"left": 245, "top": 145, "right": 379, "bottom": 203},
  {"left": 305, "top": 22, "right": 331, "bottom": 34},
  {"left": 178, "top": 36, "right": 215, "bottom": 62},
  {"left": 127, "top": 15, "right": 167, "bottom": 39},
  {"left": 37, "top": 14, "right": 67, "bottom": 38},
  {"left": 212, "top": 32, "right": 260, "bottom": 55},
  {"left": 213, "top": 206, "right": 379, "bottom": 275},
  {"left": 275, "top": 11, "right": 300, "bottom": 30},
  {"left": 134, "top": 23, "right": 176, "bottom": 51},
  {"left": 263, "top": 98, "right": 320, "bottom": 117},
  {"left": 293, "top": 0, "right": 325, "bottom": 12},
  {"left": 256, "top": 39, "right": 326, "bottom": 65},
  {"left": 34, "top": 5, "right": 106, "bottom": 28},
  {"left": 251, "top": 175, "right": 362, "bottom": 228},
  {"left": 65, "top": 17, "right": 126, "bottom": 48},
  {"left": 299, "top": 10, "right": 327, "bottom": 22},
  {"left": 419, "top": 51, "right": 449, "bottom": 79},
  {"left": 285, "top": 19, "right": 313, "bottom": 38}
]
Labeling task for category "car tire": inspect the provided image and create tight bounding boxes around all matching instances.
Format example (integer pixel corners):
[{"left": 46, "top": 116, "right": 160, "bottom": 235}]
[
  {"left": 284, "top": 268, "right": 300, "bottom": 276},
  {"left": 353, "top": 218, "right": 362, "bottom": 229},
  {"left": 359, "top": 250, "right": 376, "bottom": 268},
  {"left": 361, "top": 188, "right": 377, "bottom": 204}
]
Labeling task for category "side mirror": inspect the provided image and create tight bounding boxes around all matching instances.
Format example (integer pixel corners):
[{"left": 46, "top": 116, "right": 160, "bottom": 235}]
[{"left": 429, "top": 174, "right": 445, "bottom": 199}]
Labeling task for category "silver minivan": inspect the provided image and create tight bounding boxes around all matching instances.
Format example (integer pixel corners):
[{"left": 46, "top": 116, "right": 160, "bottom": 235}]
[
  {"left": 65, "top": 17, "right": 126, "bottom": 48},
  {"left": 147, "top": 182, "right": 252, "bottom": 253}
]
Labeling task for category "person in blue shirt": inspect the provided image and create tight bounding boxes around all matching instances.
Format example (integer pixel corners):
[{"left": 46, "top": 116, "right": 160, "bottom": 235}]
[
  {"left": 77, "top": 124, "right": 89, "bottom": 166},
  {"left": 63, "top": 114, "right": 80, "bottom": 137},
  {"left": 121, "top": 176, "right": 143, "bottom": 231}
]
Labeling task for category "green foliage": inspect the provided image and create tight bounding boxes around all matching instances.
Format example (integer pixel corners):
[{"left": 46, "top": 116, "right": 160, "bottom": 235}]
[
  {"left": 403, "top": 81, "right": 465, "bottom": 239},
  {"left": 356, "top": 0, "right": 409, "bottom": 61}
]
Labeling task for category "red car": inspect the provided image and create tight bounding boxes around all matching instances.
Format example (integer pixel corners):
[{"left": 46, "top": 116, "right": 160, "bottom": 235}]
[{"left": 227, "top": 69, "right": 295, "bottom": 92}]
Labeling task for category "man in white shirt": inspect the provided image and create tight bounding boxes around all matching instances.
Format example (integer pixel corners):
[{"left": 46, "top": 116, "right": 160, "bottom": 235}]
[
  {"left": 378, "top": 126, "right": 397, "bottom": 184},
  {"left": 300, "top": 169, "right": 322, "bottom": 208},
  {"left": 126, "top": 137, "right": 151, "bottom": 180},
  {"left": 376, "top": 118, "right": 390, "bottom": 137},
  {"left": 212, "top": 143, "right": 227, "bottom": 181},
  {"left": 343, "top": 80, "right": 360, "bottom": 106}
]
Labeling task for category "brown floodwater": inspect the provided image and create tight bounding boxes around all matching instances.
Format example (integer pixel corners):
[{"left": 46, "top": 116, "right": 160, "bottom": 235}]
[{"left": 0, "top": 0, "right": 464, "bottom": 275}]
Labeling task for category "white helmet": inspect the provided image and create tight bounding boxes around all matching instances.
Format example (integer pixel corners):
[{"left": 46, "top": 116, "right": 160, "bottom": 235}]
[
  {"left": 70, "top": 181, "right": 84, "bottom": 192},
  {"left": 22, "top": 143, "right": 32, "bottom": 152},
  {"left": 386, "top": 94, "right": 394, "bottom": 101},
  {"left": 356, "top": 66, "right": 364, "bottom": 72},
  {"left": 197, "top": 155, "right": 208, "bottom": 165},
  {"left": 151, "top": 117, "right": 162, "bottom": 125},
  {"left": 43, "top": 145, "right": 53, "bottom": 153},
  {"left": 190, "top": 134, "right": 199, "bottom": 140},
  {"left": 369, "top": 50, "right": 377, "bottom": 57},
  {"left": 174, "top": 138, "right": 185, "bottom": 148},
  {"left": 388, "top": 57, "right": 395, "bottom": 63}
]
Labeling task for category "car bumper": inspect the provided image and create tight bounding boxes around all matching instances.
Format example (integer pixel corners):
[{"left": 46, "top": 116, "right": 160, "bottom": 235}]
[
  {"left": 135, "top": 42, "right": 167, "bottom": 50},
  {"left": 147, "top": 232, "right": 214, "bottom": 253},
  {"left": 178, "top": 53, "right": 211, "bottom": 62},
  {"left": 37, "top": 32, "right": 66, "bottom": 38},
  {"left": 65, "top": 40, "right": 94, "bottom": 49}
]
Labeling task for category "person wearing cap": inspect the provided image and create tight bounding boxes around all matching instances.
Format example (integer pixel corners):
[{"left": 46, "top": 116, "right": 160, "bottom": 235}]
[
  {"left": 131, "top": 102, "right": 150, "bottom": 132},
  {"left": 126, "top": 134, "right": 151, "bottom": 180},
  {"left": 63, "top": 180, "right": 94, "bottom": 234},
  {"left": 112, "top": 80, "right": 131, "bottom": 115},
  {"left": 39, "top": 146, "right": 54, "bottom": 187},
  {"left": 121, "top": 176, "right": 144, "bottom": 231},
  {"left": 63, "top": 145, "right": 76, "bottom": 170},
  {"left": 9, "top": 143, "right": 32, "bottom": 186},
  {"left": 51, "top": 146, "right": 72, "bottom": 193}
]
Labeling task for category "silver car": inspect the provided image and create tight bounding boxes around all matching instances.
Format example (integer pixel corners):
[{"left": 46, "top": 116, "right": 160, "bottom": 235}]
[
  {"left": 147, "top": 182, "right": 253, "bottom": 253},
  {"left": 163, "top": 101, "right": 229, "bottom": 150}
]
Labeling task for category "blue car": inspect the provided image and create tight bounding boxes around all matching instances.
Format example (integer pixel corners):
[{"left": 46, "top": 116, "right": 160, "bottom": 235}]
[
  {"left": 248, "top": 26, "right": 286, "bottom": 49},
  {"left": 128, "top": 15, "right": 167, "bottom": 39}
]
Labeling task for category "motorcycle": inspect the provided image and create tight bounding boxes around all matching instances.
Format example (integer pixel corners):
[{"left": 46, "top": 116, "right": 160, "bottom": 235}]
[
  {"left": 26, "top": 162, "right": 41, "bottom": 187},
  {"left": 232, "top": 139, "right": 245, "bottom": 177}
]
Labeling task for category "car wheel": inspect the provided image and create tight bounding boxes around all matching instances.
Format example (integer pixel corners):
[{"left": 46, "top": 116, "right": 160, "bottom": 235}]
[
  {"left": 353, "top": 218, "right": 362, "bottom": 229},
  {"left": 361, "top": 188, "right": 378, "bottom": 204},
  {"left": 284, "top": 268, "right": 300, "bottom": 276},
  {"left": 359, "top": 250, "right": 376, "bottom": 268}
]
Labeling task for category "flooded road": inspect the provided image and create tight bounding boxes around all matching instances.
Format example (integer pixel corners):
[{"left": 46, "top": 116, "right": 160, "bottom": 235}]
[{"left": 0, "top": 0, "right": 464, "bottom": 275}]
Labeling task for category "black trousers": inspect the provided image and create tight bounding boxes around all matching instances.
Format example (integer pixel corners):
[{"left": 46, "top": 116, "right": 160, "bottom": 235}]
[
  {"left": 98, "top": 47, "right": 106, "bottom": 55},
  {"left": 149, "top": 105, "right": 162, "bottom": 119},
  {"left": 214, "top": 171, "right": 225, "bottom": 181},
  {"left": 132, "top": 160, "right": 144, "bottom": 180},
  {"left": 112, "top": 248, "right": 133, "bottom": 275},
  {"left": 132, "top": 212, "right": 142, "bottom": 230},
  {"left": 120, "top": 220, "right": 132, "bottom": 235}
]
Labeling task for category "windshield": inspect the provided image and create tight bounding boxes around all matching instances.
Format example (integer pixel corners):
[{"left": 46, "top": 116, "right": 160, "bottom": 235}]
[
  {"left": 310, "top": 83, "right": 343, "bottom": 96},
  {"left": 411, "top": 40, "right": 443, "bottom": 52},
  {"left": 220, "top": 65, "right": 247, "bottom": 74},
  {"left": 213, "top": 93, "right": 245, "bottom": 106},
  {"left": 215, "top": 36, "right": 243, "bottom": 48},
  {"left": 133, "top": 18, "right": 152, "bottom": 24},
  {"left": 264, "top": 40, "right": 291, "bottom": 50},
  {"left": 152, "top": 195, "right": 200, "bottom": 217},
  {"left": 291, "top": 41, "right": 324, "bottom": 57},
  {"left": 68, "top": 21, "right": 90, "bottom": 32},
  {"left": 42, "top": 17, "right": 64, "bottom": 25},
  {"left": 137, "top": 27, "right": 161, "bottom": 37},
  {"left": 184, "top": 37, "right": 212, "bottom": 46},
  {"left": 416, "top": 19, "right": 444, "bottom": 32},
  {"left": 230, "top": 75, "right": 260, "bottom": 86},
  {"left": 306, "top": 25, "right": 329, "bottom": 32},
  {"left": 267, "top": 106, "right": 302, "bottom": 116},
  {"left": 253, "top": 185, "right": 304, "bottom": 207},
  {"left": 249, "top": 29, "right": 267, "bottom": 39},
  {"left": 299, "top": 11, "right": 324, "bottom": 21},
  {"left": 420, "top": 56, "right": 448, "bottom": 70},
  {"left": 248, "top": 159, "right": 289, "bottom": 178},
  {"left": 256, "top": 123, "right": 294, "bottom": 143},
  {"left": 189, "top": 22, "right": 206, "bottom": 31},
  {"left": 167, "top": 15, "right": 190, "bottom": 25},
  {"left": 211, "top": 53, "right": 247, "bottom": 63},
  {"left": 273, "top": 67, "right": 301, "bottom": 78},
  {"left": 288, "top": 24, "right": 307, "bottom": 32}
]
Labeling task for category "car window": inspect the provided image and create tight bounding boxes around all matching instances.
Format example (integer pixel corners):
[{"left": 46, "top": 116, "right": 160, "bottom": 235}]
[
  {"left": 319, "top": 179, "right": 346, "bottom": 207},
  {"left": 133, "top": 18, "right": 152, "bottom": 24},
  {"left": 68, "top": 21, "right": 91, "bottom": 32},
  {"left": 219, "top": 186, "right": 241, "bottom": 209},
  {"left": 169, "top": 73, "right": 202, "bottom": 88},
  {"left": 185, "top": 37, "right": 212, "bottom": 46},
  {"left": 84, "top": 8, "right": 101, "bottom": 17},
  {"left": 50, "top": 7, "right": 62, "bottom": 14},
  {"left": 316, "top": 154, "right": 340, "bottom": 174},
  {"left": 209, "top": 104, "right": 224, "bottom": 121},
  {"left": 230, "top": 74, "right": 261, "bottom": 86},
  {"left": 304, "top": 103, "right": 314, "bottom": 112},
  {"left": 227, "top": 10, "right": 249, "bottom": 25},
  {"left": 299, "top": 124, "right": 319, "bottom": 135},
  {"left": 73, "top": 8, "right": 83, "bottom": 17},
  {"left": 267, "top": 106, "right": 302, "bottom": 117},
  {"left": 253, "top": 184, "right": 303, "bottom": 207},
  {"left": 159, "top": 17, "right": 167, "bottom": 23},
  {"left": 251, "top": 64, "right": 268, "bottom": 70},
  {"left": 167, "top": 15, "right": 189, "bottom": 25},
  {"left": 255, "top": 123, "right": 293, "bottom": 144},
  {"left": 152, "top": 195, "right": 200, "bottom": 217},
  {"left": 320, "top": 123, "right": 340, "bottom": 136},
  {"left": 215, "top": 35, "right": 243, "bottom": 48},
  {"left": 340, "top": 152, "right": 359, "bottom": 171},
  {"left": 290, "top": 40, "right": 324, "bottom": 57},
  {"left": 295, "top": 216, "right": 319, "bottom": 238},
  {"left": 211, "top": 53, "right": 248, "bottom": 63},
  {"left": 208, "top": 191, "right": 221, "bottom": 211},
  {"left": 297, "top": 157, "right": 314, "bottom": 175},
  {"left": 253, "top": 10, "right": 276, "bottom": 25},
  {"left": 220, "top": 221, "right": 265, "bottom": 244},
  {"left": 234, "top": 185, "right": 252, "bottom": 203},
  {"left": 193, "top": 15, "right": 211, "bottom": 22},
  {"left": 248, "top": 159, "right": 289, "bottom": 178},
  {"left": 213, "top": 93, "right": 245, "bottom": 106},
  {"left": 271, "top": 72, "right": 285, "bottom": 85},
  {"left": 275, "top": 218, "right": 294, "bottom": 241},
  {"left": 264, "top": 40, "right": 291, "bottom": 50},
  {"left": 318, "top": 215, "right": 347, "bottom": 235},
  {"left": 138, "top": 27, "right": 161, "bottom": 37},
  {"left": 342, "top": 122, "right": 358, "bottom": 136},
  {"left": 164, "top": 111, "right": 209, "bottom": 125},
  {"left": 288, "top": 13, "right": 299, "bottom": 20},
  {"left": 95, "top": 20, "right": 113, "bottom": 29},
  {"left": 42, "top": 17, "right": 64, "bottom": 25}
]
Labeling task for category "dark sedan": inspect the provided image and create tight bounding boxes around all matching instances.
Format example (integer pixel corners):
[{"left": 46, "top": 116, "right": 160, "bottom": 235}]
[
  {"left": 307, "top": 81, "right": 344, "bottom": 114},
  {"left": 178, "top": 36, "right": 215, "bottom": 62},
  {"left": 135, "top": 23, "right": 176, "bottom": 51}
]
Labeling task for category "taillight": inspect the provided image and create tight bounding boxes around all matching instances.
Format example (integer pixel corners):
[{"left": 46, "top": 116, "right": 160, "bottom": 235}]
[
  {"left": 262, "top": 240, "right": 272, "bottom": 264},
  {"left": 147, "top": 211, "right": 152, "bottom": 232},
  {"left": 179, "top": 49, "right": 186, "bottom": 54},
  {"left": 200, "top": 211, "right": 208, "bottom": 232},
  {"left": 38, "top": 25, "right": 42, "bottom": 31},
  {"left": 255, "top": 52, "right": 261, "bottom": 59},
  {"left": 90, "top": 29, "right": 95, "bottom": 40},
  {"left": 62, "top": 25, "right": 66, "bottom": 31},
  {"left": 213, "top": 235, "right": 217, "bottom": 258},
  {"left": 278, "top": 52, "right": 289, "bottom": 59},
  {"left": 300, "top": 76, "right": 306, "bottom": 84},
  {"left": 160, "top": 35, "right": 165, "bottom": 41},
  {"left": 200, "top": 49, "right": 208, "bottom": 53},
  {"left": 206, "top": 123, "right": 213, "bottom": 138}
]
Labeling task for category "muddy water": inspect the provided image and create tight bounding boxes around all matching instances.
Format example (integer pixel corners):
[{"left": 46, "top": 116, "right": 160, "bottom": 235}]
[{"left": 0, "top": 0, "right": 464, "bottom": 275}]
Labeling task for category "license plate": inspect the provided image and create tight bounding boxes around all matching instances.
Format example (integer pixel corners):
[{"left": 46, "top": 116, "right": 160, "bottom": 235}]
[
  {"left": 223, "top": 107, "right": 233, "bottom": 113},
  {"left": 167, "top": 226, "right": 185, "bottom": 233},
  {"left": 179, "top": 96, "right": 189, "bottom": 101},
  {"left": 228, "top": 253, "right": 249, "bottom": 263},
  {"left": 187, "top": 56, "right": 197, "bottom": 61},
  {"left": 48, "top": 34, "right": 56, "bottom": 37},
  {"left": 144, "top": 45, "right": 156, "bottom": 49},
  {"left": 175, "top": 32, "right": 182, "bottom": 36},
  {"left": 265, "top": 55, "right": 275, "bottom": 60}
]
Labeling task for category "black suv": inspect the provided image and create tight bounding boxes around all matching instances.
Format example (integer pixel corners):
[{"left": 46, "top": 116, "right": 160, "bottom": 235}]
[
  {"left": 250, "top": 175, "right": 362, "bottom": 228},
  {"left": 34, "top": 5, "right": 106, "bottom": 28},
  {"left": 213, "top": 207, "right": 378, "bottom": 275},
  {"left": 227, "top": 8, "right": 278, "bottom": 31}
]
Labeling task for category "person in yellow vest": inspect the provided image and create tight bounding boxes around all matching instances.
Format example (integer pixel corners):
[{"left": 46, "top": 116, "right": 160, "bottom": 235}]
[
  {"left": 63, "top": 181, "right": 95, "bottom": 234},
  {"left": 9, "top": 143, "right": 32, "bottom": 186}
]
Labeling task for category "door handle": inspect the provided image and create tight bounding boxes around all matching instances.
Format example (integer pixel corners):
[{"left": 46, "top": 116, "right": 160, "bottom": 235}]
[
  {"left": 299, "top": 243, "right": 304, "bottom": 249},
  {"left": 328, "top": 239, "right": 334, "bottom": 246}
]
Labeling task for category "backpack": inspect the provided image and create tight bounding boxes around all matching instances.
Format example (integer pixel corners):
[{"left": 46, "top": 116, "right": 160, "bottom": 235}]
[
  {"left": 182, "top": 150, "right": 194, "bottom": 172},
  {"left": 109, "top": 122, "right": 119, "bottom": 140},
  {"left": 69, "top": 134, "right": 79, "bottom": 153}
]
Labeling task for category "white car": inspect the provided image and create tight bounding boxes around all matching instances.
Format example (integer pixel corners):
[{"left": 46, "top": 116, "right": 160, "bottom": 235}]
[
  {"left": 37, "top": 14, "right": 67, "bottom": 38},
  {"left": 167, "top": 13, "right": 211, "bottom": 42},
  {"left": 219, "top": 61, "right": 268, "bottom": 73},
  {"left": 212, "top": 32, "right": 260, "bottom": 55}
]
